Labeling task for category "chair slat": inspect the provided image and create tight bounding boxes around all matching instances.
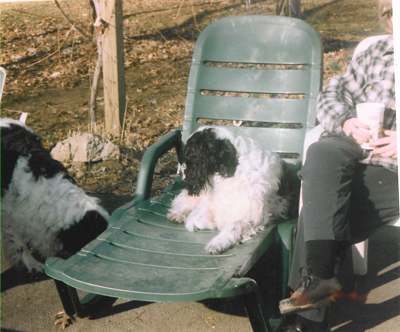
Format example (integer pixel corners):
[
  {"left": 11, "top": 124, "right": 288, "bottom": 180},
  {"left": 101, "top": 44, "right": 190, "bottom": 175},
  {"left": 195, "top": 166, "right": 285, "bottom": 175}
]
[
  {"left": 196, "top": 67, "right": 311, "bottom": 94},
  {"left": 196, "top": 16, "right": 321, "bottom": 65},
  {"left": 82, "top": 239, "right": 227, "bottom": 268},
  {"left": 193, "top": 95, "right": 310, "bottom": 123}
]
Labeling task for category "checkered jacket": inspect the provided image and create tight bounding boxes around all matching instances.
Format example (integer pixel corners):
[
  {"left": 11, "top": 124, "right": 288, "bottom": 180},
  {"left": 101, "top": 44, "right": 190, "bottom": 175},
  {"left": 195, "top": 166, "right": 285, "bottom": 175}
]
[{"left": 317, "top": 35, "right": 396, "bottom": 171}]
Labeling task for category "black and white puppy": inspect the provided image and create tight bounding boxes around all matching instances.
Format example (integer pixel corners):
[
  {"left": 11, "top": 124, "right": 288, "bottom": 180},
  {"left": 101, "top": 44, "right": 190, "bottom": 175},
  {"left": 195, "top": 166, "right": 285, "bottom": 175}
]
[
  {"left": 168, "top": 127, "right": 287, "bottom": 254},
  {"left": 1, "top": 118, "right": 109, "bottom": 272}
]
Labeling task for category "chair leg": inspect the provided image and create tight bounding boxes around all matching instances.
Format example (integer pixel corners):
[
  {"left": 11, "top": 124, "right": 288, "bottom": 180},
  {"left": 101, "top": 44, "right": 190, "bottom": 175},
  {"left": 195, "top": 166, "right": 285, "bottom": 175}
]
[
  {"left": 352, "top": 240, "right": 369, "bottom": 276},
  {"left": 242, "top": 284, "right": 273, "bottom": 332},
  {"left": 280, "top": 243, "right": 290, "bottom": 299},
  {"left": 277, "top": 222, "right": 295, "bottom": 299},
  {"left": 54, "top": 280, "right": 113, "bottom": 320},
  {"left": 54, "top": 280, "right": 77, "bottom": 319},
  {"left": 54, "top": 281, "right": 88, "bottom": 317},
  {"left": 67, "top": 285, "right": 86, "bottom": 317}
]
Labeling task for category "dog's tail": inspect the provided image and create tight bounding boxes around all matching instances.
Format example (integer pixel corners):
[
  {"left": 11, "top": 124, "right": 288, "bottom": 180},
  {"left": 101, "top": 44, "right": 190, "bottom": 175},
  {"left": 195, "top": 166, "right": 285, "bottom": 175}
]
[
  {"left": 262, "top": 152, "right": 290, "bottom": 220},
  {"left": 262, "top": 151, "right": 283, "bottom": 192},
  {"left": 267, "top": 195, "right": 289, "bottom": 219}
]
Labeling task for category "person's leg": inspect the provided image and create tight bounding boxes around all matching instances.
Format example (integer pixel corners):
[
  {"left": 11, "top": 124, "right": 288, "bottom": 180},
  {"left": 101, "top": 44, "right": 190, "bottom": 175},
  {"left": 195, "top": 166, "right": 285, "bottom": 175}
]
[
  {"left": 300, "top": 136, "right": 364, "bottom": 242},
  {"left": 348, "top": 164, "right": 399, "bottom": 243},
  {"left": 288, "top": 213, "right": 330, "bottom": 324},
  {"left": 285, "top": 166, "right": 399, "bottom": 329},
  {"left": 282, "top": 136, "right": 399, "bottom": 329},
  {"left": 289, "top": 136, "right": 363, "bottom": 287},
  {"left": 281, "top": 136, "right": 362, "bottom": 323}
]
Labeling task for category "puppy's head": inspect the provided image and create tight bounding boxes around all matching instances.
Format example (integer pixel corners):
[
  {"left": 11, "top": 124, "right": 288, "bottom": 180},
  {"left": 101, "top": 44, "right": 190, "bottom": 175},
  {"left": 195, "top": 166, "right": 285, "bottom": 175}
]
[
  {"left": 57, "top": 210, "right": 108, "bottom": 259},
  {"left": 1, "top": 120, "right": 43, "bottom": 155},
  {"left": 1, "top": 120, "right": 49, "bottom": 195},
  {"left": 1, "top": 118, "right": 72, "bottom": 190},
  {"left": 183, "top": 128, "right": 238, "bottom": 195}
]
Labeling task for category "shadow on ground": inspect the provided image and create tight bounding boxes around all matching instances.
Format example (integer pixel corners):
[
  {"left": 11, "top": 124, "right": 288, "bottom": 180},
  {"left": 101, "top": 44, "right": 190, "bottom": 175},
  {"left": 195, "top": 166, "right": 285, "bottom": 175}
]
[
  {"left": 330, "top": 226, "right": 400, "bottom": 331},
  {"left": 1, "top": 267, "right": 49, "bottom": 293}
]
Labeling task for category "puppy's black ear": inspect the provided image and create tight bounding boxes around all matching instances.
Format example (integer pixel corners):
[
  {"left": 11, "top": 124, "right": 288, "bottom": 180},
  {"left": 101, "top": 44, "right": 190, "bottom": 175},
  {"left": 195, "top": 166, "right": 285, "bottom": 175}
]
[
  {"left": 214, "top": 138, "right": 238, "bottom": 177},
  {"left": 1, "top": 124, "right": 45, "bottom": 195},
  {"left": 2, "top": 124, "right": 43, "bottom": 156},
  {"left": 1, "top": 149, "right": 19, "bottom": 196},
  {"left": 57, "top": 210, "right": 108, "bottom": 258},
  {"left": 183, "top": 130, "right": 212, "bottom": 195},
  {"left": 182, "top": 128, "right": 238, "bottom": 195}
]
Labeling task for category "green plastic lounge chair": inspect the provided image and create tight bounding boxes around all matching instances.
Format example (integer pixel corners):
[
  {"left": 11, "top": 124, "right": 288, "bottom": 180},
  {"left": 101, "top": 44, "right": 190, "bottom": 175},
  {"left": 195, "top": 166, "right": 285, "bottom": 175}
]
[{"left": 45, "top": 15, "right": 322, "bottom": 332}]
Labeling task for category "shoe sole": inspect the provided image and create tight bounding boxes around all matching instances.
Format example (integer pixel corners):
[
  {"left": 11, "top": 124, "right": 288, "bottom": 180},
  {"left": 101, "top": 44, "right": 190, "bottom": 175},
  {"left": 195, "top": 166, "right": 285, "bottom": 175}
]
[{"left": 279, "top": 296, "right": 333, "bottom": 315}]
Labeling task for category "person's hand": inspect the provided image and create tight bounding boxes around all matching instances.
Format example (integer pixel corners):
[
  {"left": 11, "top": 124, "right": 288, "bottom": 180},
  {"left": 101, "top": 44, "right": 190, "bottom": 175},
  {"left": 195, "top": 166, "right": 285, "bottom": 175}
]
[
  {"left": 372, "top": 130, "right": 397, "bottom": 158},
  {"left": 342, "top": 118, "right": 371, "bottom": 145}
]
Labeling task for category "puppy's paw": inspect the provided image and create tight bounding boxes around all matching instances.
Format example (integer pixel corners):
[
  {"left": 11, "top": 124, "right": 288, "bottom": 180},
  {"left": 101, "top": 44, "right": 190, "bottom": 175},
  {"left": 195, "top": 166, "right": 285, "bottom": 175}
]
[
  {"left": 185, "top": 220, "right": 196, "bottom": 232},
  {"left": 55, "top": 310, "right": 75, "bottom": 329},
  {"left": 205, "top": 239, "right": 229, "bottom": 255},
  {"left": 22, "top": 252, "right": 44, "bottom": 273},
  {"left": 167, "top": 211, "right": 185, "bottom": 223}
]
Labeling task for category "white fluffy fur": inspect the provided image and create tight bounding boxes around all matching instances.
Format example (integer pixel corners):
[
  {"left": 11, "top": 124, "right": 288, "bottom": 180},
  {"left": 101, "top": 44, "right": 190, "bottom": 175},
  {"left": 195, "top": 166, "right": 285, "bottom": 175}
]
[
  {"left": 1, "top": 119, "right": 109, "bottom": 272},
  {"left": 168, "top": 127, "right": 287, "bottom": 254},
  {"left": 1, "top": 118, "right": 32, "bottom": 129}
]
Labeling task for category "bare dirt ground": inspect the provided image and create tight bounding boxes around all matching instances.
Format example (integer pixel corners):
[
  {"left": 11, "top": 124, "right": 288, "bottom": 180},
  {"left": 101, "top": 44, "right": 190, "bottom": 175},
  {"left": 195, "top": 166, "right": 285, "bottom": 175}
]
[{"left": 1, "top": 0, "right": 399, "bottom": 331}]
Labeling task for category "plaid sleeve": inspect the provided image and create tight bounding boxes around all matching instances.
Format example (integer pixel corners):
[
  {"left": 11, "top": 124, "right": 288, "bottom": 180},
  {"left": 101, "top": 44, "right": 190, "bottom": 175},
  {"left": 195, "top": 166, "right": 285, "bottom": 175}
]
[{"left": 317, "top": 53, "right": 367, "bottom": 135}]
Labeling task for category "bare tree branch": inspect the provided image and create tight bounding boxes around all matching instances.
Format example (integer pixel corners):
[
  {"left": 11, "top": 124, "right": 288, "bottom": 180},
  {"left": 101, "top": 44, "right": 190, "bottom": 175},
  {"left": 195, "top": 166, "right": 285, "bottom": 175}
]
[
  {"left": 53, "top": 0, "right": 90, "bottom": 40},
  {"left": 26, "top": 27, "right": 75, "bottom": 68},
  {"left": 88, "top": 0, "right": 105, "bottom": 131},
  {"left": 276, "top": 0, "right": 302, "bottom": 17}
]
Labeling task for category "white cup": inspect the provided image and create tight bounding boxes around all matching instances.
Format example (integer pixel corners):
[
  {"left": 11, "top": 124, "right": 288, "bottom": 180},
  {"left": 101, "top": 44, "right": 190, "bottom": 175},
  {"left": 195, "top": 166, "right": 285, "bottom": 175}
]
[{"left": 356, "top": 102, "right": 385, "bottom": 149}]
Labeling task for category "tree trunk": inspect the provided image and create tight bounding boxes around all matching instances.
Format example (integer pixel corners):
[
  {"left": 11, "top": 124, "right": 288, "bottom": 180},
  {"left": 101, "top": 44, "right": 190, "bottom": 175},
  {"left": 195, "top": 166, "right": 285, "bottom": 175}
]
[
  {"left": 88, "top": 0, "right": 102, "bottom": 131},
  {"left": 276, "top": 0, "right": 301, "bottom": 18},
  {"left": 88, "top": 35, "right": 102, "bottom": 132}
]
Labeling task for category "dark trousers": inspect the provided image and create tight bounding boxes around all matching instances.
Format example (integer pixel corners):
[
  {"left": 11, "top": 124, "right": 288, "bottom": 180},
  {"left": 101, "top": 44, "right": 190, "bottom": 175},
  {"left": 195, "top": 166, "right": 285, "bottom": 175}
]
[{"left": 288, "top": 136, "right": 399, "bottom": 322}]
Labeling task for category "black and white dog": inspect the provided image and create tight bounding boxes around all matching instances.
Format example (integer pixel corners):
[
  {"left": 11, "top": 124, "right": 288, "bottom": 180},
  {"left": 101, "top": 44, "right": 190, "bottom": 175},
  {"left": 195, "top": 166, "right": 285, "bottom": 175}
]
[
  {"left": 167, "top": 127, "right": 287, "bottom": 254},
  {"left": 1, "top": 118, "right": 109, "bottom": 272}
]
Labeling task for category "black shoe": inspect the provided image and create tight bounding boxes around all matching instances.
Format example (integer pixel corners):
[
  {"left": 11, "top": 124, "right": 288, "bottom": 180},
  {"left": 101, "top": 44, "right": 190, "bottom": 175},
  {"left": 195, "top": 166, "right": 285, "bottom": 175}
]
[{"left": 279, "top": 274, "right": 341, "bottom": 315}]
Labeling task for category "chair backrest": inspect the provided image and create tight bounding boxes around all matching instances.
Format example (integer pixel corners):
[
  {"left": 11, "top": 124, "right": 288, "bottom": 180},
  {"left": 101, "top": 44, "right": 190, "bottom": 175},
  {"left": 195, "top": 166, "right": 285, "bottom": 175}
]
[
  {"left": 182, "top": 15, "right": 322, "bottom": 165},
  {"left": 0, "top": 67, "right": 6, "bottom": 102}
]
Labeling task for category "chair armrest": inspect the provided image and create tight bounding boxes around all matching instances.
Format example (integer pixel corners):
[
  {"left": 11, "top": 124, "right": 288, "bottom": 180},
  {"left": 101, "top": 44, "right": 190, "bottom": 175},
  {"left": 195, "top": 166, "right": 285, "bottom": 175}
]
[{"left": 135, "top": 129, "right": 183, "bottom": 201}]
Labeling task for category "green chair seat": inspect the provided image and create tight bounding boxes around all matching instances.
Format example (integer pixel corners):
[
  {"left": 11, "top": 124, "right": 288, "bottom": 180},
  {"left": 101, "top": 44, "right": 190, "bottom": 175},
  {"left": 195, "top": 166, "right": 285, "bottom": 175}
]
[{"left": 46, "top": 179, "right": 288, "bottom": 302}]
